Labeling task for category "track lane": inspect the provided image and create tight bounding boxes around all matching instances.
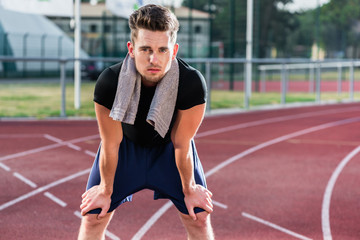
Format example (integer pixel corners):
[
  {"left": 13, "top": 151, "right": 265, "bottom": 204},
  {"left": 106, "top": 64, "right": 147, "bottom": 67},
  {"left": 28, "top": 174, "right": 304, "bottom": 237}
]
[
  {"left": 1, "top": 103, "right": 360, "bottom": 239},
  {"left": 134, "top": 116, "right": 360, "bottom": 239}
]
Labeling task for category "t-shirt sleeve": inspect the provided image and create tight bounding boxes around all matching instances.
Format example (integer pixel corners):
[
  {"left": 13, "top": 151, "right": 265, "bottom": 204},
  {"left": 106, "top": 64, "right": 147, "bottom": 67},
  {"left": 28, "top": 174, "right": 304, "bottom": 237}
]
[
  {"left": 177, "top": 68, "right": 207, "bottom": 110},
  {"left": 93, "top": 67, "right": 119, "bottom": 110}
]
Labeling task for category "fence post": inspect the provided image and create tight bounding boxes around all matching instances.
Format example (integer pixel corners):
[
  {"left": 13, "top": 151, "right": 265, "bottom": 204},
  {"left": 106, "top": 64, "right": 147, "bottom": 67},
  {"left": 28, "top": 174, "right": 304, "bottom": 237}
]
[
  {"left": 41, "top": 34, "right": 46, "bottom": 77},
  {"left": 23, "top": 33, "right": 29, "bottom": 78},
  {"left": 58, "top": 36, "right": 63, "bottom": 75},
  {"left": 316, "top": 62, "right": 321, "bottom": 103},
  {"left": 60, "top": 59, "right": 67, "bottom": 118},
  {"left": 244, "top": 62, "right": 250, "bottom": 109},
  {"left": 309, "top": 63, "right": 314, "bottom": 93},
  {"left": 349, "top": 61, "right": 354, "bottom": 101},
  {"left": 205, "top": 61, "right": 211, "bottom": 112},
  {"left": 281, "top": 63, "right": 286, "bottom": 104},
  {"left": 260, "top": 68, "right": 266, "bottom": 93},
  {"left": 3, "top": 33, "right": 8, "bottom": 78},
  {"left": 285, "top": 65, "right": 289, "bottom": 93},
  {"left": 337, "top": 63, "right": 342, "bottom": 95}
]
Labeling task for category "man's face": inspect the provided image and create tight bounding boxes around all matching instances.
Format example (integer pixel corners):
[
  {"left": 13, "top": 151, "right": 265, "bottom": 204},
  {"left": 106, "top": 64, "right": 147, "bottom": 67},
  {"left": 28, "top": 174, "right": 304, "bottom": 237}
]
[{"left": 127, "top": 29, "right": 179, "bottom": 87}]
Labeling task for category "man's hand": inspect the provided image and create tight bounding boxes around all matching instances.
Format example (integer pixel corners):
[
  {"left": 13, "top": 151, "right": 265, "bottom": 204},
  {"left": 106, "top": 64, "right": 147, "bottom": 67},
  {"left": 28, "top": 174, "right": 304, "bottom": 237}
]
[
  {"left": 80, "top": 185, "right": 112, "bottom": 220},
  {"left": 184, "top": 184, "right": 213, "bottom": 221}
]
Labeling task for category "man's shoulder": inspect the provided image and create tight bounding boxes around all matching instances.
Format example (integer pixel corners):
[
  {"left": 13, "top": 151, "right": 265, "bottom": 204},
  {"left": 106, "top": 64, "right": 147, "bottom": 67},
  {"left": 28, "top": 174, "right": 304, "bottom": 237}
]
[
  {"left": 177, "top": 58, "right": 203, "bottom": 81},
  {"left": 107, "top": 61, "right": 123, "bottom": 76},
  {"left": 175, "top": 58, "right": 207, "bottom": 110},
  {"left": 96, "top": 61, "right": 123, "bottom": 84}
]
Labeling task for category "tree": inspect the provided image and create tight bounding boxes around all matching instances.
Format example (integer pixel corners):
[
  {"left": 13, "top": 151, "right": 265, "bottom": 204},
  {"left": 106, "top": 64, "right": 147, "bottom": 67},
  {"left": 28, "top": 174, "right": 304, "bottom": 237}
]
[
  {"left": 320, "top": 0, "right": 360, "bottom": 58},
  {"left": 283, "top": 10, "right": 315, "bottom": 58},
  {"left": 182, "top": 0, "right": 295, "bottom": 58},
  {"left": 256, "top": 0, "right": 296, "bottom": 58}
]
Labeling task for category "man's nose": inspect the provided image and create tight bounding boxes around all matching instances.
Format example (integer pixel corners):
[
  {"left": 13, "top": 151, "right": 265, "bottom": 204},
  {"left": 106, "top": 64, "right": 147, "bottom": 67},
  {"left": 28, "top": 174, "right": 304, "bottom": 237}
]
[{"left": 149, "top": 52, "right": 158, "bottom": 64}]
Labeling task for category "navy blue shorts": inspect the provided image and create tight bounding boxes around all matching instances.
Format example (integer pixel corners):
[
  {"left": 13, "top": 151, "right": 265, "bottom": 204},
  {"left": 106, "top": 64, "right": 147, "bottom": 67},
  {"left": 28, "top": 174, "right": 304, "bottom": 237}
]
[{"left": 86, "top": 137, "right": 207, "bottom": 215}]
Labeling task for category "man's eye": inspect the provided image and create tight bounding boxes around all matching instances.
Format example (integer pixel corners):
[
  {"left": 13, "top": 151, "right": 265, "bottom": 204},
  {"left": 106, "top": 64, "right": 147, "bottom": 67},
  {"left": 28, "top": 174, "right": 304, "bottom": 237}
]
[{"left": 160, "top": 49, "right": 168, "bottom": 53}]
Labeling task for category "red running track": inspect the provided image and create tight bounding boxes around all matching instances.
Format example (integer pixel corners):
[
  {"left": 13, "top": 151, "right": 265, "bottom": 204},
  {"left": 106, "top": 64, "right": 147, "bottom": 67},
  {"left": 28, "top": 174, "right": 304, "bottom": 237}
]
[{"left": 1, "top": 102, "right": 360, "bottom": 239}]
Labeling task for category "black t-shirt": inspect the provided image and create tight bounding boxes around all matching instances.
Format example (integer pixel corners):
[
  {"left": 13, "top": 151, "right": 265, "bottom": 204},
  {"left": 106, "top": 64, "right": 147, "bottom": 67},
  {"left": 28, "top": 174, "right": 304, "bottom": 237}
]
[{"left": 93, "top": 58, "right": 207, "bottom": 146}]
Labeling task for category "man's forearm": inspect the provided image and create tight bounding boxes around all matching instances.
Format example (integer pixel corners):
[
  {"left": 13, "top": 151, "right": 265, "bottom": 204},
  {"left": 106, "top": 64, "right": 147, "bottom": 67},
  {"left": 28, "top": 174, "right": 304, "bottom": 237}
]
[
  {"left": 174, "top": 143, "right": 196, "bottom": 194},
  {"left": 94, "top": 103, "right": 123, "bottom": 196},
  {"left": 99, "top": 142, "right": 121, "bottom": 195},
  {"left": 99, "top": 145, "right": 118, "bottom": 195}
]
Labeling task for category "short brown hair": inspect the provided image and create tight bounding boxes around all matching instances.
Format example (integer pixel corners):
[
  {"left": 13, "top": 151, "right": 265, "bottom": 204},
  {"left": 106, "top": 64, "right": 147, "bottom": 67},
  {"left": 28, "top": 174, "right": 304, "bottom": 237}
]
[{"left": 129, "top": 4, "right": 179, "bottom": 45}]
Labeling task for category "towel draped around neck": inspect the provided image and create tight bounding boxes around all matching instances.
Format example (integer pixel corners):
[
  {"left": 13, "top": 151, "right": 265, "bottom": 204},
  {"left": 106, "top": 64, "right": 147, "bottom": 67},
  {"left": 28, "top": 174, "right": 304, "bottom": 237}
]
[{"left": 109, "top": 54, "right": 179, "bottom": 138}]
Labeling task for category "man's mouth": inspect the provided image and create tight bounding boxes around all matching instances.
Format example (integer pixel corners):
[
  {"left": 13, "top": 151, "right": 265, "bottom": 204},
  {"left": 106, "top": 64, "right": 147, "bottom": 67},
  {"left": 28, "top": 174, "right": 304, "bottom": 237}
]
[{"left": 147, "top": 68, "right": 161, "bottom": 73}]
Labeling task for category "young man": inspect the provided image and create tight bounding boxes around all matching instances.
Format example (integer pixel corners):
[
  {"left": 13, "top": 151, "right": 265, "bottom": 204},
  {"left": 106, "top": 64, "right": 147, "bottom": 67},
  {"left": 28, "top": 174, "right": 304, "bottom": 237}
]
[{"left": 78, "top": 4, "right": 214, "bottom": 239}]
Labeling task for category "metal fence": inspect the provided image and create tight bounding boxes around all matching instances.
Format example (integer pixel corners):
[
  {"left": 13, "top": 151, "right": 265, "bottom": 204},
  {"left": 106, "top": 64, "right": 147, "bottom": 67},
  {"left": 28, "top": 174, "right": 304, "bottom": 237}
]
[
  {"left": 0, "top": 56, "right": 359, "bottom": 118},
  {"left": 258, "top": 59, "right": 360, "bottom": 104}
]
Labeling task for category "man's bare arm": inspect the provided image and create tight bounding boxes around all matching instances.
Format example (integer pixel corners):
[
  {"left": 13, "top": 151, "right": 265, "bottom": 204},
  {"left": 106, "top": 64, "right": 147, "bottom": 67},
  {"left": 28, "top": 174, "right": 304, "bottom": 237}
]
[
  {"left": 171, "top": 103, "right": 213, "bottom": 220},
  {"left": 80, "top": 103, "right": 123, "bottom": 218}
]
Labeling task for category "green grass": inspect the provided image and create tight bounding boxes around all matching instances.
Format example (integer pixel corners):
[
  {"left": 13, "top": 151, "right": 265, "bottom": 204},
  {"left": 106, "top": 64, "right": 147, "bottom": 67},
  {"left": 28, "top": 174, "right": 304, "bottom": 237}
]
[
  {"left": 0, "top": 82, "right": 97, "bottom": 118},
  {"left": 210, "top": 90, "right": 359, "bottom": 109},
  {"left": 212, "top": 90, "right": 310, "bottom": 109},
  {"left": 0, "top": 81, "right": 358, "bottom": 118}
]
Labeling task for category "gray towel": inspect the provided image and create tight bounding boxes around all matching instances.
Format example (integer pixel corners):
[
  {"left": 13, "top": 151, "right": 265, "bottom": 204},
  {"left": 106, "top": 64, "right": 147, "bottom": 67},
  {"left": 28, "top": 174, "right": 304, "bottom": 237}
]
[{"left": 110, "top": 54, "right": 179, "bottom": 138}]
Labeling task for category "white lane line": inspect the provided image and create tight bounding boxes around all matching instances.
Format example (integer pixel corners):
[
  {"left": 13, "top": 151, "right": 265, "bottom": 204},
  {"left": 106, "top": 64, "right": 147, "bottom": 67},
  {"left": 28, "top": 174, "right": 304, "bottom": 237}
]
[
  {"left": 131, "top": 201, "right": 173, "bottom": 240},
  {"left": 0, "top": 134, "right": 99, "bottom": 211},
  {"left": 242, "top": 212, "right": 312, "bottom": 240},
  {"left": 205, "top": 117, "right": 360, "bottom": 178},
  {"left": 44, "top": 192, "right": 67, "bottom": 207},
  {"left": 132, "top": 116, "right": 360, "bottom": 239},
  {"left": 196, "top": 107, "right": 360, "bottom": 138},
  {"left": 66, "top": 134, "right": 100, "bottom": 145},
  {"left": 131, "top": 199, "right": 228, "bottom": 240},
  {"left": 68, "top": 143, "right": 82, "bottom": 151},
  {"left": 0, "top": 168, "right": 91, "bottom": 211},
  {"left": 212, "top": 200, "right": 228, "bottom": 209},
  {"left": 321, "top": 145, "right": 360, "bottom": 240},
  {"left": 0, "top": 134, "right": 99, "bottom": 162},
  {"left": 44, "top": 134, "right": 82, "bottom": 151},
  {"left": 105, "top": 230, "right": 121, "bottom": 240},
  {"left": 43, "top": 134, "right": 63, "bottom": 143},
  {"left": 1, "top": 107, "right": 358, "bottom": 237},
  {"left": 84, "top": 150, "right": 96, "bottom": 158},
  {"left": 0, "top": 143, "right": 64, "bottom": 162},
  {"left": 74, "top": 211, "right": 121, "bottom": 240},
  {"left": 0, "top": 162, "right": 11, "bottom": 171},
  {"left": 74, "top": 211, "right": 82, "bottom": 218},
  {"left": 13, "top": 172, "right": 37, "bottom": 188}
]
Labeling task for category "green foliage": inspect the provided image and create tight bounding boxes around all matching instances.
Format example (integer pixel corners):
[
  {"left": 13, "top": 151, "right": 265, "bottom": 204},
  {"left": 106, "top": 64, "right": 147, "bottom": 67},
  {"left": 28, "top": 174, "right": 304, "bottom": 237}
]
[
  {"left": 320, "top": 0, "right": 360, "bottom": 58},
  {"left": 263, "top": 4, "right": 298, "bottom": 57},
  {"left": 321, "top": 0, "right": 360, "bottom": 28},
  {"left": 182, "top": 0, "right": 360, "bottom": 59},
  {"left": 182, "top": 0, "right": 298, "bottom": 58}
]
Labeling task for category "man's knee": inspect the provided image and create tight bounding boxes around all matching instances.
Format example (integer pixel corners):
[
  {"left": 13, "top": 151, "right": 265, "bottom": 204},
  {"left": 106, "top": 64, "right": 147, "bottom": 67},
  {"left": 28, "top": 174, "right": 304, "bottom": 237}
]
[
  {"left": 180, "top": 211, "right": 211, "bottom": 229},
  {"left": 179, "top": 211, "right": 214, "bottom": 240},
  {"left": 81, "top": 214, "right": 100, "bottom": 227},
  {"left": 78, "top": 213, "right": 113, "bottom": 238}
]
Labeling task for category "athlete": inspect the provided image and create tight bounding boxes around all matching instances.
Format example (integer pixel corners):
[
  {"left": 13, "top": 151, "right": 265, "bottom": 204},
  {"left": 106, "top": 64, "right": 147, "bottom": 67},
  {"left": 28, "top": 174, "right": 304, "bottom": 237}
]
[{"left": 78, "top": 4, "right": 214, "bottom": 239}]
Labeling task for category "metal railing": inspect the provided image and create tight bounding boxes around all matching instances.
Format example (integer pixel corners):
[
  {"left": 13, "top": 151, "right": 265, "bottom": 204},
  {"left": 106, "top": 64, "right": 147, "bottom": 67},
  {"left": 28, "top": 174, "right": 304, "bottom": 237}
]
[
  {"left": 0, "top": 56, "right": 359, "bottom": 117},
  {"left": 258, "top": 59, "right": 360, "bottom": 103},
  {"left": 0, "top": 56, "right": 122, "bottom": 117}
]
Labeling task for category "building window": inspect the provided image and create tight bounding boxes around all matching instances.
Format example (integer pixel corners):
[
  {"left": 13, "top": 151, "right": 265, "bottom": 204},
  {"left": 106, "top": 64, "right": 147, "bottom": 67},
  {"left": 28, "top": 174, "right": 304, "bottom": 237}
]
[
  {"left": 194, "top": 25, "right": 202, "bottom": 34},
  {"left": 104, "top": 24, "right": 111, "bottom": 33},
  {"left": 90, "top": 24, "right": 97, "bottom": 33}
]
